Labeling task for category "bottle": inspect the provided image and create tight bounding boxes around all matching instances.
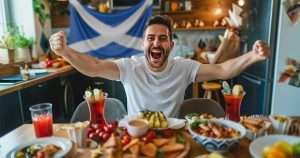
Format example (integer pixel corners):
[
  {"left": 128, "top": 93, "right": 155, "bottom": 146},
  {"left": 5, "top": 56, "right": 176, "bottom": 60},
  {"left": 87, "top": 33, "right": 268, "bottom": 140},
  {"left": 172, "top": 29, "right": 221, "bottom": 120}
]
[
  {"left": 180, "top": 0, "right": 185, "bottom": 10},
  {"left": 185, "top": 0, "right": 192, "bottom": 11},
  {"left": 164, "top": 1, "right": 170, "bottom": 12}
]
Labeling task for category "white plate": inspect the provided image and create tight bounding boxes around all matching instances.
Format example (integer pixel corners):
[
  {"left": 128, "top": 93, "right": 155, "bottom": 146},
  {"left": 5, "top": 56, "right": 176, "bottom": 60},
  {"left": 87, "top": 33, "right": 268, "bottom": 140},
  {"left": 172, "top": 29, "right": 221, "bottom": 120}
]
[
  {"left": 249, "top": 135, "right": 300, "bottom": 158},
  {"left": 119, "top": 116, "right": 186, "bottom": 130},
  {"left": 5, "top": 137, "right": 72, "bottom": 158}
]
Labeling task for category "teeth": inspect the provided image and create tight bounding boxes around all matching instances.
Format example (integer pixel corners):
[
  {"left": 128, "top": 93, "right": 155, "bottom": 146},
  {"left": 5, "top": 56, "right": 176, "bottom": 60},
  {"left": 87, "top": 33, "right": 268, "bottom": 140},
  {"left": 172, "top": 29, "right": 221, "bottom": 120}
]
[{"left": 152, "top": 50, "right": 161, "bottom": 53}]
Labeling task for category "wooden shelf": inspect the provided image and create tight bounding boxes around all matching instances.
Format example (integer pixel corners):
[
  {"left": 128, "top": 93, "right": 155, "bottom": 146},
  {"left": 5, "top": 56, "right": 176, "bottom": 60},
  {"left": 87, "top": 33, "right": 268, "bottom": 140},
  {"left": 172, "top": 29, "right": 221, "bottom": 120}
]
[
  {"left": 174, "top": 27, "right": 226, "bottom": 31},
  {"left": 158, "top": 10, "right": 192, "bottom": 14}
]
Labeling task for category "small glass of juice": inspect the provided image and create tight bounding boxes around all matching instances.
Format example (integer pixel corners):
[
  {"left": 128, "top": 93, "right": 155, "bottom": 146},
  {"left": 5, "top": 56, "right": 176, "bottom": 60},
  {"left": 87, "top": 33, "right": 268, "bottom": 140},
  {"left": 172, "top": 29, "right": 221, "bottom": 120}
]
[{"left": 29, "top": 103, "right": 53, "bottom": 138}]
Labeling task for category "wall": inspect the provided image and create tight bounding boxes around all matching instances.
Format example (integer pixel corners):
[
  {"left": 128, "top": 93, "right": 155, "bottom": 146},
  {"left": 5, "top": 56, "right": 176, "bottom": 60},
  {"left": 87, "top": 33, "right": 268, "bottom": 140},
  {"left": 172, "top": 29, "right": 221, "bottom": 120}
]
[
  {"left": 9, "top": 0, "right": 52, "bottom": 59},
  {"left": 9, "top": 0, "right": 35, "bottom": 38}
]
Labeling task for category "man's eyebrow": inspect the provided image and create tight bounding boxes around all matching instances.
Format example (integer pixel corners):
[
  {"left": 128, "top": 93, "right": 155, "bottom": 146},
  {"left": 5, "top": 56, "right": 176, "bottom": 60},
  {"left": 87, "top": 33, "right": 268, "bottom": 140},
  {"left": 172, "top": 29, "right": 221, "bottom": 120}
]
[{"left": 159, "top": 34, "right": 168, "bottom": 38}]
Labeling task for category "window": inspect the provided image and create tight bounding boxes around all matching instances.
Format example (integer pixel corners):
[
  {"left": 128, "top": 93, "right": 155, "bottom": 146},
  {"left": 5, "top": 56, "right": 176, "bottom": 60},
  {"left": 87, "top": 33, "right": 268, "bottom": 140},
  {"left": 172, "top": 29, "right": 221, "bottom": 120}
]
[{"left": 0, "top": 0, "right": 7, "bottom": 36}]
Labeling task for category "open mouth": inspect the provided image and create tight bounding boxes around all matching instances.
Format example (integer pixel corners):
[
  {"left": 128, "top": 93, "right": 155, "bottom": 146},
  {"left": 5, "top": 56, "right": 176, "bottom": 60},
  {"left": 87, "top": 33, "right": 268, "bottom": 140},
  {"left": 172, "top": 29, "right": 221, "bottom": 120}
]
[
  {"left": 151, "top": 52, "right": 162, "bottom": 59},
  {"left": 150, "top": 48, "right": 164, "bottom": 61}
]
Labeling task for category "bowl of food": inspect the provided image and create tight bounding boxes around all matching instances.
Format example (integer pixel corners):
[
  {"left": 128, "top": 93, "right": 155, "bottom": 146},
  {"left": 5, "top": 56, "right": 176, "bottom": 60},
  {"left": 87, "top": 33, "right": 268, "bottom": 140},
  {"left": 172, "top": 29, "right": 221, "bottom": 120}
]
[
  {"left": 185, "top": 113, "right": 216, "bottom": 124},
  {"left": 188, "top": 119, "right": 246, "bottom": 153},
  {"left": 249, "top": 135, "right": 300, "bottom": 158}
]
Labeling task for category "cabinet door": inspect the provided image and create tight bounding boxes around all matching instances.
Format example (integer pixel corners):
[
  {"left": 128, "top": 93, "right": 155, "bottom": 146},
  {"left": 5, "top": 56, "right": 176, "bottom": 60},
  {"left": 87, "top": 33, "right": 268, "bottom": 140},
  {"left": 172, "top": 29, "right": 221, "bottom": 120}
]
[
  {"left": 20, "top": 82, "right": 51, "bottom": 122},
  {"left": 0, "top": 92, "right": 23, "bottom": 136},
  {"left": 235, "top": 74, "right": 266, "bottom": 115}
]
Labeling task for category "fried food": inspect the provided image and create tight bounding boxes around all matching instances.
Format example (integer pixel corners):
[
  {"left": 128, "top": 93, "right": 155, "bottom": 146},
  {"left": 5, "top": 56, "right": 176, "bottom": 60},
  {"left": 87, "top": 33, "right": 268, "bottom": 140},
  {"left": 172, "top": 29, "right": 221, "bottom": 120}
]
[
  {"left": 140, "top": 143, "right": 157, "bottom": 157},
  {"left": 240, "top": 116, "right": 266, "bottom": 133},
  {"left": 194, "top": 122, "right": 240, "bottom": 139}
]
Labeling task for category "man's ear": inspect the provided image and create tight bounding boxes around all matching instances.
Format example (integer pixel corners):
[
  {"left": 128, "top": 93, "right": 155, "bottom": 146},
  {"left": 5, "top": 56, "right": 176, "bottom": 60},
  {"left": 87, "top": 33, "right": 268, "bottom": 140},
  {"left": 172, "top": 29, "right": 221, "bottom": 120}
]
[{"left": 170, "top": 40, "right": 174, "bottom": 49}]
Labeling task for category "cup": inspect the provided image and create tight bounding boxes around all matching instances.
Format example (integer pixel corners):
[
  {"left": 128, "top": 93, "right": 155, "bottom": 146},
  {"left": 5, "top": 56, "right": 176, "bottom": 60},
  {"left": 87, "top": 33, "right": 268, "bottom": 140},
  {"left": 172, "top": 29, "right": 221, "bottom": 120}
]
[
  {"left": 65, "top": 122, "right": 89, "bottom": 148},
  {"left": 126, "top": 118, "right": 149, "bottom": 137},
  {"left": 29, "top": 103, "right": 53, "bottom": 137},
  {"left": 223, "top": 92, "right": 245, "bottom": 122},
  {"left": 269, "top": 115, "right": 292, "bottom": 134}
]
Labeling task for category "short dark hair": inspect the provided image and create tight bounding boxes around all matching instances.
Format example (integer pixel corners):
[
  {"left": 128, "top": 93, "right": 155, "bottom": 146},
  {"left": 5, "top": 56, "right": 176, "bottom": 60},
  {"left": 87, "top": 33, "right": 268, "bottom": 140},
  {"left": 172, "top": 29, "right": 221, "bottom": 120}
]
[{"left": 145, "top": 15, "right": 173, "bottom": 40}]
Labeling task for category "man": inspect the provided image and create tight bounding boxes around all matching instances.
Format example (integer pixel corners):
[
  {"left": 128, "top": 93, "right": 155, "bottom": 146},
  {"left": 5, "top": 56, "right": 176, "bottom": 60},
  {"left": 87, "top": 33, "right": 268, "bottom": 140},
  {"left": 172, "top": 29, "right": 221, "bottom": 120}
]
[{"left": 49, "top": 15, "right": 270, "bottom": 117}]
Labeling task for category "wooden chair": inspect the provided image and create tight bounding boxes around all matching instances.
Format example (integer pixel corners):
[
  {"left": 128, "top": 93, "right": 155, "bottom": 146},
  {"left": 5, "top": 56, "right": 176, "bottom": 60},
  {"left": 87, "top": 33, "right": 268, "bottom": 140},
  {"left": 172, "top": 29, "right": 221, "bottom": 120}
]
[
  {"left": 179, "top": 98, "right": 225, "bottom": 119},
  {"left": 70, "top": 98, "right": 127, "bottom": 123}
]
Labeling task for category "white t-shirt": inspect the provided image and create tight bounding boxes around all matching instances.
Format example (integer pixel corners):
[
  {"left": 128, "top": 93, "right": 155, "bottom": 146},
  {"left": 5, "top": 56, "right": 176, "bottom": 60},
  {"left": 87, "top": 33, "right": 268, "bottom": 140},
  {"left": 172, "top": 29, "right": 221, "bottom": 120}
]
[{"left": 114, "top": 56, "right": 200, "bottom": 117}]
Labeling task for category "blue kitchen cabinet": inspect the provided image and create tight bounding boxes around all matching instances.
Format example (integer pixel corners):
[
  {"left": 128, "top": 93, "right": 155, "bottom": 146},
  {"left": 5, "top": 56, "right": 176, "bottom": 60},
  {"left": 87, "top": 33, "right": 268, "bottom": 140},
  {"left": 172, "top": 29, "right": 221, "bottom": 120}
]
[
  {"left": 20, "top": 78, "right": 66, "bottom": 123},
  {"left": 0, "top": 92, "right": 23, "bottom": 136}
]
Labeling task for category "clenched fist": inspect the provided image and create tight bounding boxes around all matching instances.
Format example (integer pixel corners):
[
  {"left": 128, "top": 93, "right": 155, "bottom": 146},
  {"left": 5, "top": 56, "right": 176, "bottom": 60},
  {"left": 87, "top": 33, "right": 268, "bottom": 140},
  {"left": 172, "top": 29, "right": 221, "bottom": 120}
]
[
  {"left": 49, "top": 31, "right": 68, "bottom": 56},
  {"left": 251, "top": 40, "right": 271, "bottom": 61}
]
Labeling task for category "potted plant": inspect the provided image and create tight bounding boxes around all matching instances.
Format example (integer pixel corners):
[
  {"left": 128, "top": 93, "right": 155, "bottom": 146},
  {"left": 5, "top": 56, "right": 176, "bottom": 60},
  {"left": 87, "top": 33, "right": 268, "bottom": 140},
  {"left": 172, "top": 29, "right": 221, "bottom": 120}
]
[
  {"left": 15, "top": 32, "right": 34, "bottom": 62},
  {"left": 0, "top": 30, "right": 16, "bottom": 64}
]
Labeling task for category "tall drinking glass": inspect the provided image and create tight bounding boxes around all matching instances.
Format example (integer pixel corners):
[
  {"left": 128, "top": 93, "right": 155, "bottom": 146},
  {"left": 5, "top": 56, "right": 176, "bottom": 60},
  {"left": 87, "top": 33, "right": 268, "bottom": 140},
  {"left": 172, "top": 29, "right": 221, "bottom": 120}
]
[
  {"left": 223, "top": 93, "right": 245, "bottom": 122},
  {"left": 29, "top": 103, "right": 53, "bottom": 137},
  {"left": 85, "top": 93, "right": 107, "bottom": 124}
]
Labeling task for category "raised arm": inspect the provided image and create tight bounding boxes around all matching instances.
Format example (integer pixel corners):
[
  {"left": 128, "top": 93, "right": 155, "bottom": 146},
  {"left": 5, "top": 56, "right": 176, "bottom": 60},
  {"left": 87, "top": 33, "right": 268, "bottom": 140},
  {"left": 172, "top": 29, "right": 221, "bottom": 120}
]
[
  {"left": 212, "top": 30, "right": 240, "bottom": 64},
  {"left": 195, "top": 40, "right": 271, "bottom": 82},
  {"left": 49, "top": 31, "right": 120, "bottom": 80}
]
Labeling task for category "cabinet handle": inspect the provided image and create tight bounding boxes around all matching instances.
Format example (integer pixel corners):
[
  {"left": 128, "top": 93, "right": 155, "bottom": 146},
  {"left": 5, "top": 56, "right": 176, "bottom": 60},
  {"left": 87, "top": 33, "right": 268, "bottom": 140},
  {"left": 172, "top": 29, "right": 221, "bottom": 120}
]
[
  {"left": 241, "top": 75, "right": 262, "bottom": 85},
  {"left": 94, "top": 81, "right": 104, "bottom": 86},
  {"left": 64, "top": 80, "right": 74, "bottom": 115},
  {"left": 37, "top": 84, "right": 44, "bottom": 88}
]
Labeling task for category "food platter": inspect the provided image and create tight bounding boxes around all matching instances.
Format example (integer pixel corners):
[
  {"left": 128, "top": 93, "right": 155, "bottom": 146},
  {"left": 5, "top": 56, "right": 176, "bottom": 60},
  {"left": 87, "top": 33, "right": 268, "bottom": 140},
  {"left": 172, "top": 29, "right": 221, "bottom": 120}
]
[
  {"left": 249, "top": 135, "right": 300, "bottom": 158},
  {"left": 5, "top": 137, "right": 72, "bottom": 158},
  {"left": 98, "top": 131, "right": 191, "bottom": 158},
  {"left": 119, "top": 115, "right": 186, "bottom": 130}
]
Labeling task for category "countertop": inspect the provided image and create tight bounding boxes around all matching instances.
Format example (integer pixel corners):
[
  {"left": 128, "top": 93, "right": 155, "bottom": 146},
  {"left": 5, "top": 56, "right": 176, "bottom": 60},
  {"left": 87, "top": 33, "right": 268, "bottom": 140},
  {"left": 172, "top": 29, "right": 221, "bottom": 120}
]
[{"left": 0, "top": 65, "right": 75, "bottom": 96}]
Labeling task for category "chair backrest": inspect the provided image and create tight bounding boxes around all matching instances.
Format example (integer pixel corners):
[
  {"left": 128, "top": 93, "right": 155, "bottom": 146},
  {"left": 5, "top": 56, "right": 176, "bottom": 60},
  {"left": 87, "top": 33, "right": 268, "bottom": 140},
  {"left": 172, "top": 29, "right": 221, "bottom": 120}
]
[
  {"left": 70, "top": 98, "right": 127, "bottom": 123},
  {"left": 178, "top": 98, "right": 225, "bottom": 119}
]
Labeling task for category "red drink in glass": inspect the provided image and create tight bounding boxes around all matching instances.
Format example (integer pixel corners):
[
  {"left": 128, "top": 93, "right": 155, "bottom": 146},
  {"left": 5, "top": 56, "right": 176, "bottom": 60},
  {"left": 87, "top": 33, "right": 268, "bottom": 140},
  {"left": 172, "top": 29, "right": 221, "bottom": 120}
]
[
  {"left": 223, "top": 94, "right": 245, "bottom": 122},
  {"left": 32, "top": 114, "right": 53, "bottom": 137},
  {"left": 29, "top": 103, "right": 53, "bottom": 138},
  {"left": 89, "top": 98, "right": 106, "bottom": 124}
]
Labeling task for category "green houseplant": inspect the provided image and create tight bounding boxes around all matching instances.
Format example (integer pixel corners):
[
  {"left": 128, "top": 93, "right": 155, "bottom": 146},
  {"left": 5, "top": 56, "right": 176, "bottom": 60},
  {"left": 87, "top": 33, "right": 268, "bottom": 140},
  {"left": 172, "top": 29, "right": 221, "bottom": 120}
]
[
  {"left": 14, "top": 32, "right": 34, "bottom": 62},
  {"left": 0, "top": 29, "right": 16, "bottom": 64}
]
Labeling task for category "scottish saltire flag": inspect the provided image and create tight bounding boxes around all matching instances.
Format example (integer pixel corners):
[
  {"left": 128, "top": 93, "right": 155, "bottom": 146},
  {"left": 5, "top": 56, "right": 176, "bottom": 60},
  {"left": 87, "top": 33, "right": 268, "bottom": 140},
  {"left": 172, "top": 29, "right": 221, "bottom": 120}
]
[{"left": 68, "top": 0, "right": 153, "bottom": 58}]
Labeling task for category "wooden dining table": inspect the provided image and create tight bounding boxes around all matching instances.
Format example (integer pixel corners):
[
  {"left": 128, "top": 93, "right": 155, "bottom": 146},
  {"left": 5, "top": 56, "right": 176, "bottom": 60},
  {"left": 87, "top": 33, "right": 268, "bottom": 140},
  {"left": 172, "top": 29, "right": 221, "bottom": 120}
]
[{"left": 0, "top": 123, "right": 253, "bottom": 158}]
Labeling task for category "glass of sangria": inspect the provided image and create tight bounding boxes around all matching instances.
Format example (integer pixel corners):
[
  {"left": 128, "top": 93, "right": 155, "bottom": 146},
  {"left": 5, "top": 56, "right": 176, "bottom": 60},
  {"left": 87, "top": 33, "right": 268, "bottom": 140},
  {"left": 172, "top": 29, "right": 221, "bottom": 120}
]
[
  {"left": 29, "top": 103, "right": 53, "bottom": 137},
  {"left": 84, "top": 89, "right": 107, "bottom": 124}
]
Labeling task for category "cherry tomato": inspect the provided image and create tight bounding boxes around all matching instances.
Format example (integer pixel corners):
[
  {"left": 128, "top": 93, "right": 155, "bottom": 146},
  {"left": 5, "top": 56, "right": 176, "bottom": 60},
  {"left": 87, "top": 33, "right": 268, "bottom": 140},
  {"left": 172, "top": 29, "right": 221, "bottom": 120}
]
[
  {"left": 102, "top": 133, "right": 110, "bottom": 141},
  {"left": 91, "top": 123, "right": 99, "bottom": 129},
  {"left": 95, "top": 129, "right": 101, "bottom": 134},
  {"left": 121, "top": 135, "right": 131, "bottom": 145},
  {"left": 98, "top": 123, "right": 105, "bottom": 130},
  {"left": 146, "top": 130, "right": 156, "bottom": 140},
  {"left": 88, "top": 132, "right": 96, "bottom": 139},
  {"left": 46, "top": 59, "right": 53, "bottom": 68},
  {"left": 87, "top": 127, "right": 95, "bottom": 135},
  {"left": 163, "top": 128, "right": 174, "bottom": 138},
  {"left": 98, "top": 131, "right": 102, "bottom": 137},
  {"left": 103, "top": 126, "right": 112, "bottom": 133},
  {"left": 36, "top": 151, "right": 45, "bottom": 158}
]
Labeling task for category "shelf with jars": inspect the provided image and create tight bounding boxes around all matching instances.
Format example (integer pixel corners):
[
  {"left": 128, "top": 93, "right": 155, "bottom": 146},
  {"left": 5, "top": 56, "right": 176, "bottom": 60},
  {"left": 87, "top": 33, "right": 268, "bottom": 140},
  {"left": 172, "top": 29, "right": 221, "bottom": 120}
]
[
  {"left": 171, "top": 17, "right": 228, "bottom": 31},
  {"left": 157, "top": 0, "right": 239, "bottom": 31},
  {"left": 174, "top": 27, "right": 226, "bottom": 31}
]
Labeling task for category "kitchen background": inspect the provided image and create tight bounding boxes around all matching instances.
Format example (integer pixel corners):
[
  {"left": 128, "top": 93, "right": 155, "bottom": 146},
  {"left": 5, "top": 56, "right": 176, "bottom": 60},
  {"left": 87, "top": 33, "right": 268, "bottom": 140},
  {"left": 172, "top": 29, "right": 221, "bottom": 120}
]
[{"left": 0, "top": 0, "right": 299, "bottom": 137}]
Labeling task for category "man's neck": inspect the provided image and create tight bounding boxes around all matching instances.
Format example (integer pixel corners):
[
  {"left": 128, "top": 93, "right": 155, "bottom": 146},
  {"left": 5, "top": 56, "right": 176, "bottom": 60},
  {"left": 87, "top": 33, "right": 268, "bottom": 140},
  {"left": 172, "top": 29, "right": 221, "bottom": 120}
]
[{"left": 147, "top": 61, "right": 168, "bottom": 72}]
